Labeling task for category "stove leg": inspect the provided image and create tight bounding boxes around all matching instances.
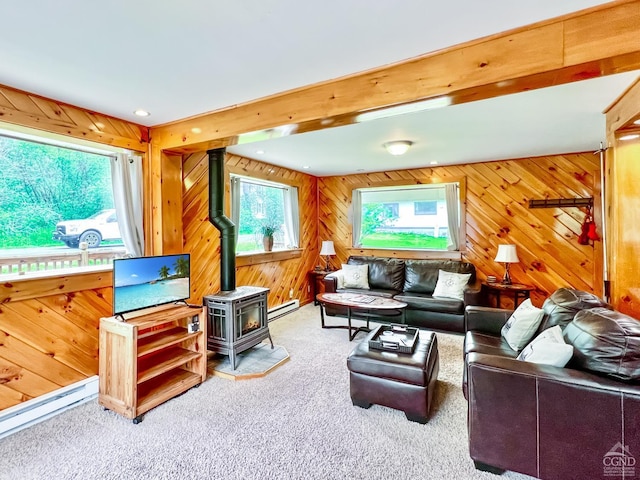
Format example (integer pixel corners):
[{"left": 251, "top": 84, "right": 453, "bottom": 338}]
[
  {"left": 229, "top": 351, "right": 237, "bottom": 370},
  {"left": 267, "top": 332, "right": 274, "bottom": 349}
]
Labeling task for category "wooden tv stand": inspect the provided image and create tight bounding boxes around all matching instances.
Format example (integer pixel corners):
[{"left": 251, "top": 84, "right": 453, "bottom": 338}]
[{"left": 98, "top": 304, "right": 207, "bottom": 423}]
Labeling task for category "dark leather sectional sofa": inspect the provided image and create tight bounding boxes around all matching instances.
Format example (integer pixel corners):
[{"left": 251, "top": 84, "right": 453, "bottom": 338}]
[
  {"left": 323, "top": 255, "right": 481, "bottom": 333},
  {"left": 464, "top": 288, "right": 640, "bottom": 479}
]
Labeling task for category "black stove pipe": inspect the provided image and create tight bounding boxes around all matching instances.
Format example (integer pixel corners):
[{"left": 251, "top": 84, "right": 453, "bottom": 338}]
[{"left": 207, "top": 148, "right": 236, "bottom": 291}]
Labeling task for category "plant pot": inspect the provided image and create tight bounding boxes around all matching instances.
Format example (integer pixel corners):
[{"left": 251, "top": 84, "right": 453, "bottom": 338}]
[{"left": 263, "top": 235, "right": 274, "bottom": 252}]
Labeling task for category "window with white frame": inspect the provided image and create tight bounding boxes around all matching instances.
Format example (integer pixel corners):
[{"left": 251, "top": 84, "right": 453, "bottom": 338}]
[
  {"left": 230, "top": 175, "right": 300, "bottom": 253},
  {"left": 0, "top": 129, "right": 136, "bottom": 275},
  {"left": 352, "top": 182, "right": 461, "bottom": 251}
]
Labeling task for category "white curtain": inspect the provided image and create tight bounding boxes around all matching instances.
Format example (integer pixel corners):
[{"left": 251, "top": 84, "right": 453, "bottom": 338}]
[
  {"left": 230, "top": 176, "right": 241, "bottom": 245},
  {"left": 351, "top": 189, "right": 362, "bottom": 247},
  {"left": 283, "top": 186, "right": 300, "bottom": 248},
  {"left": 445, "top": 183, "right": 460, "bottom": 251},
  {"left": 110, "top": 153, "right": 144, "bottom": 257}
]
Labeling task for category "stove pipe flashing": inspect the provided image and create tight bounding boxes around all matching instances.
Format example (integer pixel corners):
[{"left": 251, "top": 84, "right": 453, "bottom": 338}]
[{"left": 207, "top": 148, "right": 236, "bottom": 291}]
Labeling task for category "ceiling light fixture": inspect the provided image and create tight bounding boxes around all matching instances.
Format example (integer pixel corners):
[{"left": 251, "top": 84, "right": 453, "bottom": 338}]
[
  {"left": 133, "top": 109, "right": 150, "bottom": 117},
  {"left": 619, "top": 133, "right": 640, "bottom": 141},
  {"left": 383, "top": 140, "right": 413, "bottom": 156},
  {"left": 634, "top": 119, "right": 640, "bottom": 125}
]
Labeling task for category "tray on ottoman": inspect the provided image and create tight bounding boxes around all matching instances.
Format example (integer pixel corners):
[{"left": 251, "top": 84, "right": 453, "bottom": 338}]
[{"left": 368, "top": 324, "right": 419, "bottom": 354}]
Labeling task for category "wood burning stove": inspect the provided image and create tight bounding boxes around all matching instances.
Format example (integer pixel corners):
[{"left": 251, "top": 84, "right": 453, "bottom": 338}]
[
  {"left": 204, "top": 148, "right": 273, "bottom": 370},
  {"left": 204, "top": 286, "right": 273, "bottom": 370}
]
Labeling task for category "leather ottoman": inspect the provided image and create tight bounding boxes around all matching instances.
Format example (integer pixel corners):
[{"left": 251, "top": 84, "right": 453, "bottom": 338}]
[{"left": 346, "top": 329, "right": 439, "bottom": 423}]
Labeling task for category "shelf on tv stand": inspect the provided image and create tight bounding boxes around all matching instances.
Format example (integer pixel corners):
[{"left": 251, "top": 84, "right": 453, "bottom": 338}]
[{"left": 98, "top": 304, "right": 207, "bottom": 423}]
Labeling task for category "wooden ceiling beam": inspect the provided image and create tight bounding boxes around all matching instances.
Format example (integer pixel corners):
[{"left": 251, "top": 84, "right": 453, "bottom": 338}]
[
  {"left": 150, "top": 0, "right": 640, "bottom": 153},
  {"left": 605, "top": 77, "right": 640, "bottom": 134}
]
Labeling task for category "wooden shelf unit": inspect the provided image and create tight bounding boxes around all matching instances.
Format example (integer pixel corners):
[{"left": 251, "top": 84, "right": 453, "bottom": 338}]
[{"left": 99, "top": 304, "right": 207, "bottom": 422}]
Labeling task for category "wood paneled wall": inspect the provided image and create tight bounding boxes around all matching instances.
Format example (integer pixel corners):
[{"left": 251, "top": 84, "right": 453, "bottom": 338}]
[
  {"left": 0, "top": 272, "right": 112, "bottom": 410},
  {"left": 0, "top": 84, "right": 148, "bottom": 152},
  {"left": 606, "top": 78, "right": 640, "bottom": 316},
  {"left": 182, "top": 152, "right": 319, "bottom": 308},
  {"left": 319, "top": 153, "right": 601, "bottom": 307},
  {"left": 608, "top": 138, "right": 640, "bottom": 315}
]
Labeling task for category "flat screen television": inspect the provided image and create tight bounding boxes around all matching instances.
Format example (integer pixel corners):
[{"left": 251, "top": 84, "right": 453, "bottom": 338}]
[{"left": 113, "top": 253, "right": 191, "bottom": 317}]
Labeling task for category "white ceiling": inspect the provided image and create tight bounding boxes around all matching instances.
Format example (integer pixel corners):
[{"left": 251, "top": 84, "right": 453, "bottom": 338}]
[{"left": 1, "top": 1, "right": 636, "bottom": 175}]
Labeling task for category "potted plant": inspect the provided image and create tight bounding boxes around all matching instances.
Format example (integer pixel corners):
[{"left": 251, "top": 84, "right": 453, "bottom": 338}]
[{"left": 260, "top": 224, "right": 278, "bottom": 252}]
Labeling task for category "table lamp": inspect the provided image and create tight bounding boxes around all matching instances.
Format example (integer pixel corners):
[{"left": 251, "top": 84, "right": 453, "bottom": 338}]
[
  {"left": 319, "top": 240, "right": 336, "bottom": 271},
  {"left": 494, "top": 244, "right": 519, "bottom": 285}
]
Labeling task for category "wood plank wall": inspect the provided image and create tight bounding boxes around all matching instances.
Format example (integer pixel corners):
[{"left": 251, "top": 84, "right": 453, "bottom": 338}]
[
  {"left": 0, "top": 84, "right": 148, "bottom": 152},
  {"left": 318, "top": 152, "right": 601, "bottom": 307},
  {"left": 182, "top": 152, "right": 319, "bottom": 307},
  {"left": 0, "top": 281, "right": 112, "bottom": 410}
]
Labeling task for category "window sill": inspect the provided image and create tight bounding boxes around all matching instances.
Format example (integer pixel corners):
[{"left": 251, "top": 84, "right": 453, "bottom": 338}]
[
  {"left": 0, "top": 265, "right": 113, "bottom": 303},
  {"left": 236, "top": 248, "right": 303, "bottom": 267}
]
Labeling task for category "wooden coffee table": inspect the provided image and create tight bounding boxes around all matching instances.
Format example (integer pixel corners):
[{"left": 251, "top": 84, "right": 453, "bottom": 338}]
[{"left": 316, "top": 293, "right": 408, "bottom": 341}]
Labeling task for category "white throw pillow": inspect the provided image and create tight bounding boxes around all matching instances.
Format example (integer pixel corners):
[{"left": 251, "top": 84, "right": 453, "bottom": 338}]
[
  {"left": 517, "top": 325, "right": 573, "bottom": 367},
  {"left": 501, "top": 298, "right": 545, "bottom": 351},
  {"left": 432, "top": 270, "right": 471, "bottom": 301},
  {"left": 341, "top": 264, "right": 370, "bottom": 289}
]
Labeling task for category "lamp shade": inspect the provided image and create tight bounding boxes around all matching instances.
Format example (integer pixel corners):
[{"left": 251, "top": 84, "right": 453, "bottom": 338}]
[
  {"left": 319, "top": 240, "right": 336, "bottom": 256},
  {"left": 383, "top": 140, "right": 413, "bottom": 156},
  {"left": 494, "top": 244, "right": 519, "bottom": 263}
]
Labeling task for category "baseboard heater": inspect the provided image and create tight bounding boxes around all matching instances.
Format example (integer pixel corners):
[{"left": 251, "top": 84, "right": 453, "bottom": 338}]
[
  {"left": 0, "top": 375, "right": 98, "bottom": 440},
  {"left": 268, "top": 299, "right": 299, "bottom": 321}
]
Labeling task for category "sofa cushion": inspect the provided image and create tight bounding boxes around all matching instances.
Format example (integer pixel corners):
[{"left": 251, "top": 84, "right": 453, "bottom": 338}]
[
  {"left": 517, "top": 325, "right": 573, "bottom": 367},
  {"left": 539, "top": 288, "right": 610, "bottom": 331},
  {"left": 501, "top": 298, "right": 545, "bottom": 351},
  {"left": 432, "top": 270, "right": 471, "bottom": 301},
  {"left": 341, "top": 264, "right": 370, "bottom": 289},
  {"left": 403, "top": 259, "right": 476, "bottom": 294},
  {"left": 394, "top": 292, "right": 464, "bottom": 314},
  {"left": 464, "top": 331, "right": 518, "bottom": 358},
  {"left": 347, "top": 256, "right": 405, "bottom": 291},
  {"left": 564, "top": 308, "right": 640, "bottom": 381}
]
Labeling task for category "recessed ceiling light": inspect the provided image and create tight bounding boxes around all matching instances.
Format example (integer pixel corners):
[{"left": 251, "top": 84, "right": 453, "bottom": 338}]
[
  {"left": 133, "top": 109, "right": 150, "bottom": 117},
  {"left": 356, "top": 169, "right": 365, "bottom": 172},
  {"left": 191, "top": 127, "right": 202, "bottom": 134},
  {"left": 302, "top": 166, "right": 310, "bottom": 169},
  {"left": 256, "top": 150, "right": 265, "bottom": 154},
  {"left": 619, "top": 134, "right": 640, "bottom": 141},
  {"left": 430, "top": 161, "right": 438, "bottom": 165}
]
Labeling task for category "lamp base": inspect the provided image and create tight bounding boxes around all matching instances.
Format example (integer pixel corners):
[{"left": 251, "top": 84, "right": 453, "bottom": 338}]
[
  {"left": 501, "top": 264, "right": 512, "bottom": 285},
  {"left": 324, "top": 256, "right": 333, "bottom": 272}
]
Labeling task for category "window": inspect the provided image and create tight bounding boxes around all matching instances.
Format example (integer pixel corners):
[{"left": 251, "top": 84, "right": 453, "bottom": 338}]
[
  {"left": 414, "top": 201, "right": 437, "bottom": 215},
  {"left": 352, "top": 182, "right": 461, "bottom": 251},
  {"left": 231, "top": 175, "right": 299, "bottom": 253},
  {"left": 0, "top": 130, "right": 126, "bottom": 275},
  {"left": 383, "top": 202, "right": 399, "bottom": 217}
]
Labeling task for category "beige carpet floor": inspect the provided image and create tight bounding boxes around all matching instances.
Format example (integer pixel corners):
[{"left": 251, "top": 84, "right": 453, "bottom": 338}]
[{"left": 0, "top": 304, "right": 532, "bottom": 480}]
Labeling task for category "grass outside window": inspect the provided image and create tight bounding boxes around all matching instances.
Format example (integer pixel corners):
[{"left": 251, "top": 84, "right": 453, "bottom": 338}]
[{"left": 360, "top": 232, "right": 448, "bottom": 250}]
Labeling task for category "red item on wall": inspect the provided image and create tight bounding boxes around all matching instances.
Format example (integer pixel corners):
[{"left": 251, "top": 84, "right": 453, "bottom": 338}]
[{"left": 578, "top": 207, "right": 599, "bottom": 245}]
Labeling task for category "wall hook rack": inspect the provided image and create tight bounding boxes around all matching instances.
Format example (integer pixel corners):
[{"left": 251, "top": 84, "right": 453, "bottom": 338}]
[{"left": 528, "top": 197, "right": 593, "bottom": 209}]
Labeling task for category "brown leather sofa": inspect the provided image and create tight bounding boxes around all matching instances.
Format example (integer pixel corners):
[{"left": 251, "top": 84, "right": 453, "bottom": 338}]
[
  {"left": 463, "top": 288, "right": 640, "bottom": 479},
  {"left": 323, "top": 256, "right": 481, "bottom": 333}
]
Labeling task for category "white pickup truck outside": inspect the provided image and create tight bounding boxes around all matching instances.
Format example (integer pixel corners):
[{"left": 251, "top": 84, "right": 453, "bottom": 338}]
[{"left": 53, "top": 209, "right": 121, "bottom": 248}]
